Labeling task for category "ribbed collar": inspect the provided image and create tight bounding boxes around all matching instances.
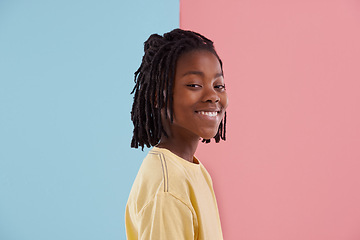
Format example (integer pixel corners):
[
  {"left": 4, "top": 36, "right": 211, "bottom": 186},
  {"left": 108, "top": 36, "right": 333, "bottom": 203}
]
[{"left": 151, "top": 147, "right": 202, "bottom": 169}]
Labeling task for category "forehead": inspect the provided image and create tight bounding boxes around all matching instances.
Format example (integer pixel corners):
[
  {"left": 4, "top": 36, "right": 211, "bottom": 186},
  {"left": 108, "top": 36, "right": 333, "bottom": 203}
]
[{"left": 175, "top": 50, "right": 222, "bottom": 74}]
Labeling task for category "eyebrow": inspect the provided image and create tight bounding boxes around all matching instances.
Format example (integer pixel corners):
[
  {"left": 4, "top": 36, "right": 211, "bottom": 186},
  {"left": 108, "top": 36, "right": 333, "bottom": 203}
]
[{"left": 182, "top": 71, "right": 223, "bottom": 78}]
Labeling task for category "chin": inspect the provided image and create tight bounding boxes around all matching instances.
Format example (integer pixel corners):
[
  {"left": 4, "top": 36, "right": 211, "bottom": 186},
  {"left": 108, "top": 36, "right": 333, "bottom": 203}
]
[{"left": 199, "top": 131, "right": 218, "bottom": 140}]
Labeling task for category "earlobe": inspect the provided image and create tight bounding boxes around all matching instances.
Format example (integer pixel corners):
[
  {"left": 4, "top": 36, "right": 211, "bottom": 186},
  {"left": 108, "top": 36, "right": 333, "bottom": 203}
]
[
  {"left": 154, "top": 93, "right": 158, "bottom": 108},
  {"left": 154, "top": 90, "right": 168, "bottom": 109}
]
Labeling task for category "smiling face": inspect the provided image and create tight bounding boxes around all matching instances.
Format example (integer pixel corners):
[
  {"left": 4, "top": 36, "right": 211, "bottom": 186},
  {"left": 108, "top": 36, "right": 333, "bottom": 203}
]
[{"left": 164, "top": 50, "right": 228, "bottom": 142}]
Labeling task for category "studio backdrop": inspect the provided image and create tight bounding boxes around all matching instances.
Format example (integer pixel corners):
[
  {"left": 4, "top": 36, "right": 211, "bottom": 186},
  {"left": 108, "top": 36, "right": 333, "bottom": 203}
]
[{"left": 1, "top": 0, "right": 360, "bottom": 239}]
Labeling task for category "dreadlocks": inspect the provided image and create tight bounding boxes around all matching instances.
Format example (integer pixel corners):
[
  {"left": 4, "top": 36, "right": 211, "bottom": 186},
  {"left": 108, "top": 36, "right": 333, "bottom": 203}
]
[{"left": 130, "top": 28, "right": 227, "bottom": 149}]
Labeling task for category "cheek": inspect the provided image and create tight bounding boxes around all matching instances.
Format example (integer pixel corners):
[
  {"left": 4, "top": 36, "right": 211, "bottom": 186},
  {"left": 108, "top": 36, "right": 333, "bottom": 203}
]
[
  {"left": 221, "top": 93, "right": 229, "bottom": 109},
  {"left": 172, "top": 99, "right": 192, "bottom": 120},
  {"left": 173, "top": 92, "right": 197, "bottom": 111}
]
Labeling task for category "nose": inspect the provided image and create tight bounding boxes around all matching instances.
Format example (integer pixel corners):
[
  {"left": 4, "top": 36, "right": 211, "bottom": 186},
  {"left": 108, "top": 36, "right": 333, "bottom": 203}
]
[{"left": 202, "top": 86, "right": 220, "bottom": 103}]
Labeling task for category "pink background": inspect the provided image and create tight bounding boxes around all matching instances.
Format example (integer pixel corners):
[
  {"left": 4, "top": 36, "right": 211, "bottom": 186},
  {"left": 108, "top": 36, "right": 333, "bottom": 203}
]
[{"left": 181, "top": 0, "right": 360, "bottom": 239}]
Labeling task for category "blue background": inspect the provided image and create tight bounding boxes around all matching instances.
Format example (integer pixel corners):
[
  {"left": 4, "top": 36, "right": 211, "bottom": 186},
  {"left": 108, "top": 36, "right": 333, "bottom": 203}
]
[{"left": 0, "top": 0, "right": 178, "bottom": 239}]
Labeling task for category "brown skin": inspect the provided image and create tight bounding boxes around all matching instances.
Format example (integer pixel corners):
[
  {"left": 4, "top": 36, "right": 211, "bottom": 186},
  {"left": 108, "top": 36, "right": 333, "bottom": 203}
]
[{"left": 157, "top": 50, "right": 228, "bottom": 163}]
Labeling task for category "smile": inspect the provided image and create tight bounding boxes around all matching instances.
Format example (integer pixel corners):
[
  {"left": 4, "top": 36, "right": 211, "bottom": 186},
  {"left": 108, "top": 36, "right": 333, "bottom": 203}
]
[{"left": 196, "top": 111, "right": 219, "bottom": 117}]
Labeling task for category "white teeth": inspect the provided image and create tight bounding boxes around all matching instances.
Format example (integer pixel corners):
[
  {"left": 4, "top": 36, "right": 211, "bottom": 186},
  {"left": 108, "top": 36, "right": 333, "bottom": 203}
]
[{"left": 197, "top": 111, "right": 218, "bottom": 117}]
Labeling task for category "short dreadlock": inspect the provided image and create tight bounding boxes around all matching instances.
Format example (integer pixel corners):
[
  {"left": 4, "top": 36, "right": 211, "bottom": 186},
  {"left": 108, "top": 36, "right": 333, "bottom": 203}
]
[{"left": 130, "top": 28, "right": 227, "bottom": 149}]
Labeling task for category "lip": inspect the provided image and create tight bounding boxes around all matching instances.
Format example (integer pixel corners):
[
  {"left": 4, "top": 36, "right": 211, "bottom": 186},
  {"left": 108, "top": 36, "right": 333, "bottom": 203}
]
[
  {"left": 195, "top": 106, "right": 221, "bottom": 112},
  {"left": 194, "top": 108, "right": 222, "bottom": 119},
  {"left": 195, "top": 108, "right": 221, "bottom": 112}
]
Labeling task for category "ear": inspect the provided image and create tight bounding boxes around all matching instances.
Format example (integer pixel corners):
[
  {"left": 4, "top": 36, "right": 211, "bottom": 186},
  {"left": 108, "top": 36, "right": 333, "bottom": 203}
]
[
  {"left": 154, "top": 92, "right": 158, "bottom": 108},
  {"left": 154, "top": 90, "right": 167, "bottom": 109}
]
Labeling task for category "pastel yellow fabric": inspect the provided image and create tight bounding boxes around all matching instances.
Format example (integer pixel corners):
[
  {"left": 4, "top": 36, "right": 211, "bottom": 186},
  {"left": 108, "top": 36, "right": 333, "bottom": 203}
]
[{"left": 125, "top": 147, "right": 223, "bottom": 240}]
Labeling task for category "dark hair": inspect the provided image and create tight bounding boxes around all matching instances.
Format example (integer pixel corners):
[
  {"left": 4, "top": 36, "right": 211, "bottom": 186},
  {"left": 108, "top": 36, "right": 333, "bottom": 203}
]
[{"left": 130, "top": 28, "right": 227, "bottom": 149}]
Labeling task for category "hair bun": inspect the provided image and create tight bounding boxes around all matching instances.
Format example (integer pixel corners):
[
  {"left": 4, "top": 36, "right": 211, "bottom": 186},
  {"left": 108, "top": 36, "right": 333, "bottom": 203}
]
[{"left": 144, "top": 34, "right": 164, "bottom": 52}]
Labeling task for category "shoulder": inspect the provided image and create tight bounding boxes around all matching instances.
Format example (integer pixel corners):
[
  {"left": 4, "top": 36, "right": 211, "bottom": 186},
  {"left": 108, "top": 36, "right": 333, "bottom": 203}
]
[
  {"left": 127, "top": 147, "right": 198, "bottom": 214},
  {"left": 127, "top": 150, "right": 166, "bottom": 210},
  {"left": 139, "top": 148, "right": 194, "bottom": 196}
]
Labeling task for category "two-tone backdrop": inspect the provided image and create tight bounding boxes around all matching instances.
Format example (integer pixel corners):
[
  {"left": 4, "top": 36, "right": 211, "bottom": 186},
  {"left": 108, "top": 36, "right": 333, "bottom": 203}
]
[{"left": 1, "top": 0, "right": 360, "bottom": 239}]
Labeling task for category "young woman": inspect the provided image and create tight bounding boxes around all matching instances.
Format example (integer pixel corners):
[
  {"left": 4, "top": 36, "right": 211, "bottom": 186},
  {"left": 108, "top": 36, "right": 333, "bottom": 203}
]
[{"left": 125, "top": 29, "right": 228, "bottom": 240}]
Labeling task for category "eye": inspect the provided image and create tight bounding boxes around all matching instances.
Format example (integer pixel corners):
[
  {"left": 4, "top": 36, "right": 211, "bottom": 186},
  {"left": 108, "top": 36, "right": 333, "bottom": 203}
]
[
  {"left": 187, "top": 84, "right": 202, "bottom": 88},
  {"left": 214, "top": 84, "right": 226, "bottom": 90}
]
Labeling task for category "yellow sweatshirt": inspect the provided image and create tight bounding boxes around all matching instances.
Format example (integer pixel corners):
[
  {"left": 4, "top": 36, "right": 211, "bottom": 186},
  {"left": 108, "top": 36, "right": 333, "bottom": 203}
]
[{"left": 125, "top": 147, "right": 223, "bottom": 240}]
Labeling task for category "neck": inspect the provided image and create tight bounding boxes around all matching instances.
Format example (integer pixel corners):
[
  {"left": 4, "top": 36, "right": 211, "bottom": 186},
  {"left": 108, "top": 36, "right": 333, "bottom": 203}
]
[{"left": 157, "top": 136, "right": 199, "bottom": 163}]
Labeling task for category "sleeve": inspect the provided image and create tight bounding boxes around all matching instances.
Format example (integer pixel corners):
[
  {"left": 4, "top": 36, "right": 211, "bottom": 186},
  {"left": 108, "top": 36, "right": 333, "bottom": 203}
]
[{"left": 138, "top": 192, "right": 197, "bottom": 240}]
